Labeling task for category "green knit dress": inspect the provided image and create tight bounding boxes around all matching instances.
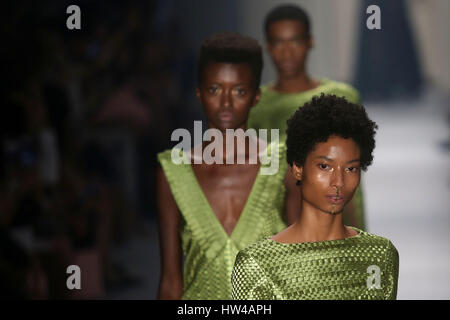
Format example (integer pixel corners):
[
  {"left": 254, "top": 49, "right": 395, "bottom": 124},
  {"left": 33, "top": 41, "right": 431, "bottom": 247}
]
[
  {"left": 231, "top": 227, "right": 399, "bottom": 300},
  {"left": 157, "top": 142, "right": 288, "bottom": 299},
  {"left": 248, "top": 79, "right": 365, "bottom": 230}
]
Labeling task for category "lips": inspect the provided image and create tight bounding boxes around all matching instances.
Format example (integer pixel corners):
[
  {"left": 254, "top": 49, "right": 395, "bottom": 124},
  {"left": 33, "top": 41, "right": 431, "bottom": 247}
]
[
  {"left": 279, "top": 62, "right": 297, "bottom": 71},
  {"left": 281, "top": 63, "right": 295, "bottom": 68},
  {"left": 218, "top": 112, "right": 233, "bottom": 121},
  {"left": 326, "top": 195, "right": 344, "bottom": 204}
]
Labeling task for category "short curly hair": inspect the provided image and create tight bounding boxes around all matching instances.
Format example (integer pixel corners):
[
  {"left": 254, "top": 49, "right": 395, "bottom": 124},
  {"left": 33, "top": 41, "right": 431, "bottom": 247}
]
[
  {"left": 286, "top": 93, "right": 378, "bottom": 171},
  {"left": 264, "top": 4, "right": 311, "bottom": 40},
  {"left": 197, "top": 32, "right": 263, "bottom": 89}
]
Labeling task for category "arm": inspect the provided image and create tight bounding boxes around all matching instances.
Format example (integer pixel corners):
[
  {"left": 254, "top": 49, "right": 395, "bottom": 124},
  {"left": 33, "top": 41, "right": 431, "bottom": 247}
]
[
  {"left": 384, "top": 240, "right": 399, "bottom": 300},
  {"left": 231, "top": 251, "right": 275, "bottom": 300},
  {"left": 156, "top": 166, "right": 183, "bottom": 299},
  {"left": 283, "top": 167, "right": 302, "bottom": 225}
]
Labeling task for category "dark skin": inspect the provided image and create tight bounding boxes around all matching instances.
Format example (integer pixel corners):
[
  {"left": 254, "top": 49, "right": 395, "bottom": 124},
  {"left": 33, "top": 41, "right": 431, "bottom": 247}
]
[
  {"left": 266, "top": 19, "right": 319, "bottom": 93},
  {"left": 266, "top": 19, "right": 361, "bottom": 227},
  {"left": 271, "top": 136, "right": 360, "bottom": 243},
  {"left": 156, "top": 62, "right": 300, "bottom": 299}
]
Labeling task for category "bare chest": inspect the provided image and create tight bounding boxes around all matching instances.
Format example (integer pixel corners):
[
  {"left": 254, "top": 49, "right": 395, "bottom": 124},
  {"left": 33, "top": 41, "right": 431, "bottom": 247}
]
[{"left": 191, "top": 163, "right": 260, "bottom": 236}]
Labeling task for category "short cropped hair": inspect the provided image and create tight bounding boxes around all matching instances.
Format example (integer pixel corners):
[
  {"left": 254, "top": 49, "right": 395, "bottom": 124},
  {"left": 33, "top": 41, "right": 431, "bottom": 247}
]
[
  {"left": 197, "top": 32, "right": 263, "bottom": 89},
  {"left": 286, "top": 94, "right": 378, "bottom": 171},
  {"left": 264, "top": 4, "right": 311, "bottom": 39}
]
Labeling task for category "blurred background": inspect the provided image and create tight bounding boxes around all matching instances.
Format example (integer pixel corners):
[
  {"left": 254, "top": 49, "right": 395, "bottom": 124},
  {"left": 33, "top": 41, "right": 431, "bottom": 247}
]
[{"left": 1, "top": 0, "right": 448, "bottom": 299}]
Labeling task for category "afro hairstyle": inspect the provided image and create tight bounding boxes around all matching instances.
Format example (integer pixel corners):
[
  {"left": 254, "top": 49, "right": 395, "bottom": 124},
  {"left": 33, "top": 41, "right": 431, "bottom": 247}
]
[
  {"left": 197, "top": 32, "right": 263, "bottom": 89},
  {"left": 286, "top": 93, "right": 378, "bottom": 171},
  {"left": 264, "top": 4, "right": 311, "bottom": 40}
]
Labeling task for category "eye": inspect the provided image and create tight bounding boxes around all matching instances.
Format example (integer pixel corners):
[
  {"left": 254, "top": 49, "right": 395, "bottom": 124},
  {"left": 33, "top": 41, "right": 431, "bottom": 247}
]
[
  {"left": 292, "top": 39, "right": 304, "bottom": 46},
  {"left": 318, "top": 163, "right": 329, "bottom": 170},
  {"left": 270, "top": 40, "right": 282, "bottom": 48},
  {"left": 234, "top": 88, "right": 246, "bottom": 96},
  {"left": 209, "top": 86, "right": 219, "bottom": 94},
  {"left": 346, "top": 166, "right": 360, "bottom": 173}
]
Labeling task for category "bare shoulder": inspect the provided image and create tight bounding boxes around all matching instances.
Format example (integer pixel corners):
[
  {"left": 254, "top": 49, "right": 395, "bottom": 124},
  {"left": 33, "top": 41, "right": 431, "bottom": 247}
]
[
  {"left": 345, "top": 225, "right": 360, "bottom": 237},
  {"left": 270, "top": 224, "right": 297, "bottom": 243}
]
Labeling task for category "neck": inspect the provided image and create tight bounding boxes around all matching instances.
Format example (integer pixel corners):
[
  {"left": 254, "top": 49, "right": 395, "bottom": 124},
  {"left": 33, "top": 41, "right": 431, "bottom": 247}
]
[
  {"left": 201, "top": 122, "right": 258, "bottom": 164},
  {"left": 274, "top": 71, "right": 317, "bottom": 93},
  {"left": 293, "top": 201, "right": 349, "bottom": 242}
]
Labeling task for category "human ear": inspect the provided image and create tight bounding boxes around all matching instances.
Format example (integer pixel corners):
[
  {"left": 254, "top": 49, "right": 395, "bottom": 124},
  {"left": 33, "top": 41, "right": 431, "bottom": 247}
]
[
  {"left": 308, "top": 36, "right": 314, "bottom": 49},
  {"left": 265, "top": 41, "right": 274, "bottom": 56},
  {"left": 292, "top": 163, "right": 303, "bottom": 182},
  {"left": 195, "top": 88, "right": 201, "bottom": 102},
  {"left": 251, "top": 88, "right": 261, "bottom": 107}
]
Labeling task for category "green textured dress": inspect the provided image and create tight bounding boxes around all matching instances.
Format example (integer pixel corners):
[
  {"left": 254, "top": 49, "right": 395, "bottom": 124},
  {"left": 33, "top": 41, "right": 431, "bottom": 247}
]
[
  {"left": 231, "top": 227, "right": 399, "bottom": 300},
  {"left": 248, "top": 78, "right": 365, "bottom": 229},
  {"left": 157, "top": 142, "right": 288, "bottom": 300}
]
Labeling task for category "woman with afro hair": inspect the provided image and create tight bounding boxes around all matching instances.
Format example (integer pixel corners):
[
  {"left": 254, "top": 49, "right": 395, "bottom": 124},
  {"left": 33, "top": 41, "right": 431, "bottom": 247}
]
[{"left": 232, "top": 94, "right": 399, "bottom": 300}]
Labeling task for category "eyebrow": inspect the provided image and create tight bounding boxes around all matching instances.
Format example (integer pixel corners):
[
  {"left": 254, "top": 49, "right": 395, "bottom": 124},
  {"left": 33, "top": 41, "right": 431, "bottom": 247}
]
[
  {"left": 208, "top": 82, "right": 246, "bottom": 87},
  {"left": 270, "top": 35, "right": 305, "bottom": 42},
  {"left": 315, "top": 156, "right": 360, "bottom": 164}
]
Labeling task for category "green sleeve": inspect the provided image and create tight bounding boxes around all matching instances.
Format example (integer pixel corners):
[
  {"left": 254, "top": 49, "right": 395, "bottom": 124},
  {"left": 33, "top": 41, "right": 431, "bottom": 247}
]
[
  {"left": 231, "top": 251, "right": 276, "bottom": 300},
  {"left": 247, "top": 108, "right": 262, "bottom": 132},
  {"left": 348, "top": 87, "right": 360, "bottom": 104},
  {"left": 340, "top": 84, "right": 360, "bottom": 104},
  {"left": 384, "top": 240, "right": 399, "bottom": 300}
]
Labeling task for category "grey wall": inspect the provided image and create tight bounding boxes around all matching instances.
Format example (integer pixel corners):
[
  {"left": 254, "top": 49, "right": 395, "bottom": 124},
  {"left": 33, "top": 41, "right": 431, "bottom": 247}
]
[
  {"left": 236, "top": 0, "right": 450, "bottom": 91},
  {"left": 237, "top": 0, "right": 362, "bottom": 85},
  {"left": 408, "top": 0, "right": 450, "bottom": 91}
]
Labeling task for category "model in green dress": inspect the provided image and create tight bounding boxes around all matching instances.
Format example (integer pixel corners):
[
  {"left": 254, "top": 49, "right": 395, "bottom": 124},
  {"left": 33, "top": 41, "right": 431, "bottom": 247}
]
[
  {"left": 158, "top": 141, "right": 288, "bottom": 299},
  {"left": 156, "top": 32, "right": 300, "bottom": 300},
  {"left": 232, "top": 94, "right": 399, "bottom": 300},
  {"left": 248, "top": 4, "right": 365, "bottom": 229},
  {"left": 248, "top": 79, "right": 360, "bottom": 141}
]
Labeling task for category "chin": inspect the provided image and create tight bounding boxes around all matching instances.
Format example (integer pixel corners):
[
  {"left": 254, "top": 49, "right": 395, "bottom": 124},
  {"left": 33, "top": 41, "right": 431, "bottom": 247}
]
[
  {"left": 279, "top": 69, "right": 300, "bottom": 77},
  {"left": 221, "top": 123, "right": 237, "bottom": 131},
  {"left": 323, "top": 206, "right": 345, "bottom": 216},
  {"left": 212, "top": 121, "right": 233, "bottom": 130},
  {"left": 327, "top": 210, "right": 344, "bottom": 216}
]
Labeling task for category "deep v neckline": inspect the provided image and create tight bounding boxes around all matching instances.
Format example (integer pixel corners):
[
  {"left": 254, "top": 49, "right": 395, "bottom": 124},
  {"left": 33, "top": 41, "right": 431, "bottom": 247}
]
[{"left": 187, "top": 162, "right": 263, "bottom": 242}]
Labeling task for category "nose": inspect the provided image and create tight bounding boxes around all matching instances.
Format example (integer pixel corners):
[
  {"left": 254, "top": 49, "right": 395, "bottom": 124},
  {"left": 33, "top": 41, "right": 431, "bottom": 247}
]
[
  {"left": 331, "top": 168, "right": 344, "bottom": 191},
  {"left": 281, "top": 46, "right": 293, "bottom": 60},
  {"left": 221, "top": 89, "right": 232, "bottom": 109}
]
